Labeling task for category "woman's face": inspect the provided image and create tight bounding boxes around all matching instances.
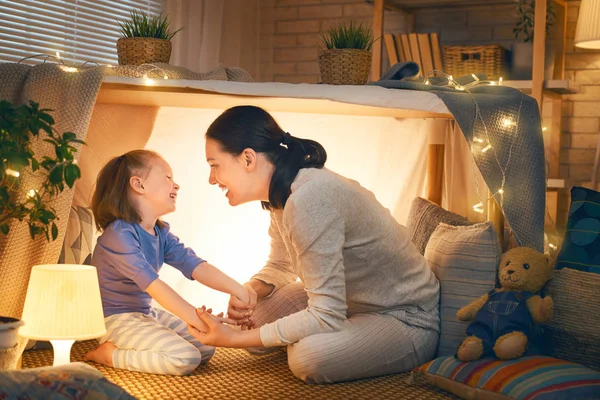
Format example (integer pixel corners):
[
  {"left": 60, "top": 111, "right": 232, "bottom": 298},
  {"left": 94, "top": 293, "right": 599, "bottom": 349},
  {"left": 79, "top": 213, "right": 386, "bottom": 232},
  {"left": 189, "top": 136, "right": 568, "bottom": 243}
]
[{"left": 205, "top": 138, "right": 268, "bottom": 206}]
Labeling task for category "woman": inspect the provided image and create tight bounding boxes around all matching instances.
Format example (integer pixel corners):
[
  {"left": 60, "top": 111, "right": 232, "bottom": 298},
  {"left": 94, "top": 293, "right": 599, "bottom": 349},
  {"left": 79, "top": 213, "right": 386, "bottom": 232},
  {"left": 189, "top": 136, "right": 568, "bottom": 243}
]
[{"left": 189, "top": 105, "right": 440, "bottom": 384}]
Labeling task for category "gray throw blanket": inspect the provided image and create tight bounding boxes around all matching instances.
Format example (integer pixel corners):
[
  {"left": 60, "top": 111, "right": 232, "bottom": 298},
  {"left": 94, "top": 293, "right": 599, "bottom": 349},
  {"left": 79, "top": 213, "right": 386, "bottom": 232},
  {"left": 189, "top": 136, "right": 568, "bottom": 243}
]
[{"left": 370, "top": 62, "right": 545, "bottom": 252}]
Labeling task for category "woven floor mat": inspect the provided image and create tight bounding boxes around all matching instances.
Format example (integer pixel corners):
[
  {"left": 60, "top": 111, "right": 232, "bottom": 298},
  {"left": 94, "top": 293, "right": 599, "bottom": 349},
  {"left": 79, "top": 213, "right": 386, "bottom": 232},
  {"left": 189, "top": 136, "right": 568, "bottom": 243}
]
[{"left": 22, "top": 340, "right": 456, "bottom": 400}]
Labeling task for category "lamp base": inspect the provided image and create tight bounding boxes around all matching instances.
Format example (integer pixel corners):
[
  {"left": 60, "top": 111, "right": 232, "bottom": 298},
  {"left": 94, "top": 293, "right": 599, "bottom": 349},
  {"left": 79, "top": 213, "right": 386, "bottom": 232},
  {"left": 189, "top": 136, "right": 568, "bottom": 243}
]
[{"left": 50, "top": 339, "right": 74, "bottom": 366}]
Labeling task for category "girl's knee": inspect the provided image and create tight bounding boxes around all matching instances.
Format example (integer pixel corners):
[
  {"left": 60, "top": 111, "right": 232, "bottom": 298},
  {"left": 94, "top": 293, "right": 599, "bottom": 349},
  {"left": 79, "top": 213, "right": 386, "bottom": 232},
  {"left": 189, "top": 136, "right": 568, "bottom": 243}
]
[
  {"left": 199, "top": 345, "right": 216, "bottom": 364},
  {"left": 168, "top": 347, "right": 204, "bottom": 375}
]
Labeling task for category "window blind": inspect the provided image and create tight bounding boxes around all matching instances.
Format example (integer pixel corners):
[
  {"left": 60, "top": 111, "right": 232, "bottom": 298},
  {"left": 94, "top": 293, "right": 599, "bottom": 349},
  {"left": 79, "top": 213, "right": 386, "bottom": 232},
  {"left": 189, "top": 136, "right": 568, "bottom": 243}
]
[{"left": 0, "top": 0, "right": 164, "bottom": 66}]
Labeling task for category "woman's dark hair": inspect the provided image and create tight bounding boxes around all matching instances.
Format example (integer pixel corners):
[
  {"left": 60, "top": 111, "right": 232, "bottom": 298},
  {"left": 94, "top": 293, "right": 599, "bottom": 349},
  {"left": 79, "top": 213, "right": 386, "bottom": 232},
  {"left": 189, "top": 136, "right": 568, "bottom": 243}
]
[
  {"left": 206, "top": 106, "right": 327, "bottom": 210},
  {"left": 91, "top": 149, "right": 163, "bottom": 231}
]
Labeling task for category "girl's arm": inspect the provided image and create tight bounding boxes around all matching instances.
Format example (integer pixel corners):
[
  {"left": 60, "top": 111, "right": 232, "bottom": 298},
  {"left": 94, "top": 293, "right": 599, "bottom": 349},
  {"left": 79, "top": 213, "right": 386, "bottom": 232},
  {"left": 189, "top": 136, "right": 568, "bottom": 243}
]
[
  {"left": 192, "top": 262, "right": 249, "bottom": 303},
  {"left": 146, "top": 278, "right": 235, "bottom": 329}
]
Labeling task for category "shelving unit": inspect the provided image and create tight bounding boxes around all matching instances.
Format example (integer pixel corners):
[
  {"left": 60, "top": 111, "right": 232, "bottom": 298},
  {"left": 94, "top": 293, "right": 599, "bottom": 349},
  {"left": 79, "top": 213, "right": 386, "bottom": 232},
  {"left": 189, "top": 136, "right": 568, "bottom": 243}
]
[{"left": 367, "top": 0, "right": 573, "bottom": 227}]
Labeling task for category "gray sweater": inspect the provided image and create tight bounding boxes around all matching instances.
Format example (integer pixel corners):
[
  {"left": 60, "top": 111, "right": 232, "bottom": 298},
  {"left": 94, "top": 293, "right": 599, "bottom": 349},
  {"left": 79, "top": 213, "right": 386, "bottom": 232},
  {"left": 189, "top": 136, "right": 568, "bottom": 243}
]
[{"left": 254, "top": 168, "right": 440, "bottom": 347}]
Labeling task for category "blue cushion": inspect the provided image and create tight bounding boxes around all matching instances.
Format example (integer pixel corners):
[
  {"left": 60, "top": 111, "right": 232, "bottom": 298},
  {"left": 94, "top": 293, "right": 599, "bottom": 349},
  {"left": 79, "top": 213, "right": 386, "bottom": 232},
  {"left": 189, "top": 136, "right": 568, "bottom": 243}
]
[
  {"left": 0, "top": 362, "right": 135, "bottom": 399},
  {"left": 555, "top": 186, "right": 600, "bottom": 274}
]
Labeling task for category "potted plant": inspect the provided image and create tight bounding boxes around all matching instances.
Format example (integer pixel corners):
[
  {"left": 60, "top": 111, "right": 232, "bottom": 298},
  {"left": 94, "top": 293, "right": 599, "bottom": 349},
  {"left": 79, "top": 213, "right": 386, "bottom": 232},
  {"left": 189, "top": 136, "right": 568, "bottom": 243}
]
[
  {"left": 318, "top": 21, "right": 377, "bottom": 85},
  {"left": 0, "top": 100, "right": 84, "bottom": 241},
  {"left": 116, "top": 9, "right": 183, "bottom": 66},
  {"left": 511, "top": 0, "right": 556, "bottom": 80}
]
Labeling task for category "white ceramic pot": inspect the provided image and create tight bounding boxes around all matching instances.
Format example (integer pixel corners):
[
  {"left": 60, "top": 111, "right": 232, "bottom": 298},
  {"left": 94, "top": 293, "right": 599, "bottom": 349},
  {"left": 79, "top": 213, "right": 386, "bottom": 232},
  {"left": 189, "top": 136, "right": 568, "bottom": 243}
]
[{"left": 0, "top": 316, "right": 24, "bottom": 349}]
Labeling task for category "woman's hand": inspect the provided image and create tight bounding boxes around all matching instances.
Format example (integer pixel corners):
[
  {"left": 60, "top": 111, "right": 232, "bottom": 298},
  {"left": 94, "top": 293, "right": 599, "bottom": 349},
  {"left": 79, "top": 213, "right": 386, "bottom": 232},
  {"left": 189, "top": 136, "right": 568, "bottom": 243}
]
[
  {"left": 228, "top": 282, "right": 258, "bottom": 327},
  {"left": 187, "top": 306, "right": 238, "bottom": 347}
]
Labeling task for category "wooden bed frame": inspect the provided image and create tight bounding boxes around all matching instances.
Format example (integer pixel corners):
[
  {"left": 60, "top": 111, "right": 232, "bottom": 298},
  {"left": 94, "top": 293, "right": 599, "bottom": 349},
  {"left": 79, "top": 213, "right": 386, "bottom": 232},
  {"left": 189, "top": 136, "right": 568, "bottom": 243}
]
[{"left": 96, "top": 79, "right": 505, "bottom": 244}]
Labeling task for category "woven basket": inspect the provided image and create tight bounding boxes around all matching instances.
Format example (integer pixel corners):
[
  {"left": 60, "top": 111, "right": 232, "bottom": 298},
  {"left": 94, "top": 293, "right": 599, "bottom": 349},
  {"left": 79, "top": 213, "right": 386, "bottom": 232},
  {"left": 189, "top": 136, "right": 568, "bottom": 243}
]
[
  {"left": 443, "top": 45, "right": 507, "bottom": 80},
  {"left": 319, "top": 49, "right": 372, "bottom": 85},
  {"left": 116, "top": 37, "right": 172, "bottom": 66}
]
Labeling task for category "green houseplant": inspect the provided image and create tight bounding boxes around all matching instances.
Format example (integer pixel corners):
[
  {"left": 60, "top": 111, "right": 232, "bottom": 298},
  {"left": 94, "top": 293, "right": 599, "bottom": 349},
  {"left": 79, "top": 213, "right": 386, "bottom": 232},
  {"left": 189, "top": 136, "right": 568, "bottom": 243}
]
[
  {"left": 511, "top": 0, "right": 556, "bottom": 79},
  {"left": 318, "top": 21, "right": 377, "bottom": 85},
  {"left": 116, "top": 9, "right": 183, "bottom": 66},
  {"left": 0, "top": 100, "right": 83, "bottom": 241}
]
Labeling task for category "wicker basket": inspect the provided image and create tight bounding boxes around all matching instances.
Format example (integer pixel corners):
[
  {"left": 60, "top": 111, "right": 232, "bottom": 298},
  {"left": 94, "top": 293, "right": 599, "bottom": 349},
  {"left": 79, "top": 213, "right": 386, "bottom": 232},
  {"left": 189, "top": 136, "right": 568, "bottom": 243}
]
[
  {"left": 116, "top": 37, "right": 172, "bottom": 66},
  {"left": 443, "top": 45, "right": 507, "bottom": 80},
  {"left": 319, "top": 49, "right": 372, "bottom": 85}
]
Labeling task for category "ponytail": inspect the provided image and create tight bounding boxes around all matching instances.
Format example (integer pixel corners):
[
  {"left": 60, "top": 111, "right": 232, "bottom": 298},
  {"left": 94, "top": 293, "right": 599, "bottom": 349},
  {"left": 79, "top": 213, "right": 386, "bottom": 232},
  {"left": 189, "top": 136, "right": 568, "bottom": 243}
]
[
  {"left": 205, "top": 106, "right": 327, "bottom": 210},
  {"left": 267, "top": 132, "right": 326, "bottom": 209}
]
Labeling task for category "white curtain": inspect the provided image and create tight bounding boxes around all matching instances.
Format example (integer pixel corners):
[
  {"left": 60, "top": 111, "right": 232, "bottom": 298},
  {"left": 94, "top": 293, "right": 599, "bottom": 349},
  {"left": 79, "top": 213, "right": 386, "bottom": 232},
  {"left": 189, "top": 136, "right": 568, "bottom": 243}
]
[
  {"left": 165, "top": 0, "right": 259, "bottom": 78},
  {"left": 145, "top": 109, "right": 434, "bottom": 313}
]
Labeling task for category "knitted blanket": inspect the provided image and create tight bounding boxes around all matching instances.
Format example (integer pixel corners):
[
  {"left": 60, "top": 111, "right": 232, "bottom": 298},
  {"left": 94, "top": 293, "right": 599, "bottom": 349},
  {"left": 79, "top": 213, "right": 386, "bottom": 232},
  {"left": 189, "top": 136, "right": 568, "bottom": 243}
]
[{"left": 370, "top": 62, "right": 546, "bottom": 252}]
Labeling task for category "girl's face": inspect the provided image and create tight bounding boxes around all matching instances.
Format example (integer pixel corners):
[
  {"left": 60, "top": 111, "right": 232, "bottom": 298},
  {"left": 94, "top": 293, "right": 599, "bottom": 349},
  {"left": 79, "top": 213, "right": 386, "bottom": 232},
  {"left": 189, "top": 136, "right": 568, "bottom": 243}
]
[
  {"left": 134, "top": 156, "right": 180, "bottom": 216},
  {"left": 205, "top": 138, "right": 270, "bottom": 206}
]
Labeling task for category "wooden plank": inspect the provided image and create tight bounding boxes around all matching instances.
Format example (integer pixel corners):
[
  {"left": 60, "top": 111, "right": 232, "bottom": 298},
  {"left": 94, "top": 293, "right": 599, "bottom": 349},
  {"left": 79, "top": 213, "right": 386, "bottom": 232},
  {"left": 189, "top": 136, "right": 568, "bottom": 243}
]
[
  {"left": 430, "top": 32, "right": 444, "bottom": 70},
  {"left": 395, "top": 33, "right": 406, "bottom": 62},
  {"left": 384, "top": 33, "right": 399, "bottom": 66},
  {"left": 531, "top": 0, "right": 547, "bottom": 109},
  {"left": 371, "top": 0, "right": 385, "bottom": 81},
  {"left": 96, "top": 83, "right": 454, "bottom": 120},
  {"left": 418, "top": 33, "right": 434, "bottom": 76},
  {"left": 488, "top": 196, "right": 505, "bottom": 250},
  {"left": 553, "top": 0, "right": 567, "bottom": 80},
  {"left": 400, "top": 34, "right": 412, "bottom": 61},
  {"left": 548, "top": 98, "right": 562, "bottom": 178},
  {"left": 427, "top": 144, "right": 444, "bottom": 205},
  {"left": 408, "top": 33, "right": 422, "bottom": 76}
]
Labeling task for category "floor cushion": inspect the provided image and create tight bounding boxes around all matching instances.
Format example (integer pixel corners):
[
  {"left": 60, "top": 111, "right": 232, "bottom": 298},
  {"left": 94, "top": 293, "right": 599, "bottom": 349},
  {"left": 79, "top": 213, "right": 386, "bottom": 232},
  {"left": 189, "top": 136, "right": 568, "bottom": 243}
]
[{"left": 416, "top": 355, "right": 600, "bottom": 400}]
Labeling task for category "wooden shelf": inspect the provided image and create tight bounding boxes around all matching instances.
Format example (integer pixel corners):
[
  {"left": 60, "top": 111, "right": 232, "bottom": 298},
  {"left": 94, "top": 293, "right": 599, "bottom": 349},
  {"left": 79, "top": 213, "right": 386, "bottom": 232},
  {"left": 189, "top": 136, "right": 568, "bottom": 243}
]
[
  {"left": 365, "top": 0, "right": 517, "bottom": 12},
  {"left": 502, "top": 80, "right": 579, "bottom": 96}
]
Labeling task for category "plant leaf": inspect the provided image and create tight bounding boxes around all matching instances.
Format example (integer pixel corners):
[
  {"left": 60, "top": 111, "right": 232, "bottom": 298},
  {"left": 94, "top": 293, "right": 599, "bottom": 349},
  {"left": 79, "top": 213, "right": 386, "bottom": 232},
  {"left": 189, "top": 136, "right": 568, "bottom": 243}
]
[
  {"left": 0, "top": 224, "right": 9, "bottom": 235},
  {"left": 49, "top": 164, "right": 64, "bottom": 184},
  {"left": 51, "top": 222, "right": 58, "bottom": 240}
]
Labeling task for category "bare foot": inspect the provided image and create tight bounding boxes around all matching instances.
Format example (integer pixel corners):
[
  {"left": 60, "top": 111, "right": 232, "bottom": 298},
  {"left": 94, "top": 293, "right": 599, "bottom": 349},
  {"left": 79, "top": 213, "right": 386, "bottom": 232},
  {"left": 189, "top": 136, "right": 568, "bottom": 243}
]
[{"left": 84, "top": 342, "right": 116, "bottom": 367}]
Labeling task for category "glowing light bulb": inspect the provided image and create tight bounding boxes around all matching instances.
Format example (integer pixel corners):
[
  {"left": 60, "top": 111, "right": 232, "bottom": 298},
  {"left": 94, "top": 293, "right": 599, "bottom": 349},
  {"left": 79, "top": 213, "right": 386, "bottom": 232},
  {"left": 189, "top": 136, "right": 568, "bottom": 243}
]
[
  {"left": 542, "top": 126, "right": 548, "bottom": 132},
  {"left": 473, "top": 137, "right": 485, "bottom": 143},
  {"left": 481, "top": 144, "right": 493, "bottom": 153},
  {"left": 27, "top": 189, "right": 37, "bottom": 198},
  {"left": 6, "top": 169, "right": 20, "bottom": 178},
  {"left": 502, "top": 118, "right": 516, "bottom": 128},
  {"left": 55, "top": 51, "right": 60, "bottom": 60},
  {"left": 473, "top": 202, "right": 484, "bottom": 214},
  {"left": 490, "top": 81, "right": 497, "bottom": 85},
  {"left": 59, "top": 65, "right": 78, "bottom": 73},
  {"left": 142, "top": 74, "right": 155, "bottom": 86},
  {"left": 498, "top": 188, "right": 504, "bottom": 194},
  {"left": 425, "top": 80, "right": 430, "bottom": 85},
  {"left": 549, "top": 243, "right": 557, "bottom": 250},
  {"left": 163, "top": 75, "right": 168, "bottom": 80},
  {"left": 499, "top": 77, "right": 503, "bottom": 85}
]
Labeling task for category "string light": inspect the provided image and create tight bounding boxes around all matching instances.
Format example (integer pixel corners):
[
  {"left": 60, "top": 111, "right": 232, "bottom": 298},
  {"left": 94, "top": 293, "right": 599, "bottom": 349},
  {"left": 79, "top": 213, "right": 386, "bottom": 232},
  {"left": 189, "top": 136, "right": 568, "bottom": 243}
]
[
  {"left": 59, "top": 65, "right": 78, "bottom": 73},
  {"left": 5, "top": 169, "right": 20, "bottom": 178},
  {"left": 473, "top": 202, "right": 485, "bottom": 214},
  {"left": 481, "top": 143, "right": 493, "bottom": 153},
  {"left": 542, "top": 126, "right": 548, "bottom": 132},
  {"left": 499, "top": 77, "right": 503, "bottom": 85},
  {"left": 27, "top": 189, "right": 37, "bottom": 198}
]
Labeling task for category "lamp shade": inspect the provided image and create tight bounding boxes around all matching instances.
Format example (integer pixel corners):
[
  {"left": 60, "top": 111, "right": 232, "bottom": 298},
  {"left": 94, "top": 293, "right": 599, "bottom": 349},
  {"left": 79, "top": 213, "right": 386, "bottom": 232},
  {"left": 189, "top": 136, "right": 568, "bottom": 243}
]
[
  {"left": 20, "top": 264, "right": 106, "bottom": 341},
  {"left": 575, "top": 0, "right": 600, "bottom": 49}
]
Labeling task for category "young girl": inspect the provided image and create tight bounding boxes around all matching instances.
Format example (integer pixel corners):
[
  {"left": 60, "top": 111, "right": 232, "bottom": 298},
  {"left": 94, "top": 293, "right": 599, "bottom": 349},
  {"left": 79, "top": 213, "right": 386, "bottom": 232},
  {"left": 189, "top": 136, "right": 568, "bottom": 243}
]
[{"left": 84, "top": 149, "right": 256, "bottom": 376}]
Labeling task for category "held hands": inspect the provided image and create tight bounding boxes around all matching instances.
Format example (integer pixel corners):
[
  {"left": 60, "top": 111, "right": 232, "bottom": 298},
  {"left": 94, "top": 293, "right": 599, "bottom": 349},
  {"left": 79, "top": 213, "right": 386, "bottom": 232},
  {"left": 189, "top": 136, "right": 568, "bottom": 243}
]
[
  {"left": 228, "top": 283, "right": 258, "bottom": 330},
  {"left": 187, "top": 306, "right": 237, "bottom": 347}
]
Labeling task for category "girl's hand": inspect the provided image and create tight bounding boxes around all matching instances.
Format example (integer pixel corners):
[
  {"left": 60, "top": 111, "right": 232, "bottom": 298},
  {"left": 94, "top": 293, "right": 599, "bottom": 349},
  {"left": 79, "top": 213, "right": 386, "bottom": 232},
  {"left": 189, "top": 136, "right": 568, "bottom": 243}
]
[
  {"left": 187, "top": 306, "right": 237, "bottom": 347},
  {"left": 228, "top": 283, "right": 257, "bottom": 327}
]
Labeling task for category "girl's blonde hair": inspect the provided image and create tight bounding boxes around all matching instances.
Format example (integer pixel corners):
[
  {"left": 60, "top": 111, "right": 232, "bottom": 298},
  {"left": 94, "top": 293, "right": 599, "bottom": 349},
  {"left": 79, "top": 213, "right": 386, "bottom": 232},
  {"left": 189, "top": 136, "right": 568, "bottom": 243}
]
[{"left": 91, "top": 149, "right": 162, "bottom": 231}]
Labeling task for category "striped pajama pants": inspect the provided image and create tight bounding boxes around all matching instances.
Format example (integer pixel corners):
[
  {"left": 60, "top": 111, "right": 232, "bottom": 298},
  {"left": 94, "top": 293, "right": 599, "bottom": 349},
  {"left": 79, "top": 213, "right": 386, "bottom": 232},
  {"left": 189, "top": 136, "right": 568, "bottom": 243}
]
[
  {"left": 98, "top": 308, "right": 215, "bottom": 375},
  {"left": 249, "top": 281, "right": 440, "bottom": 384}
]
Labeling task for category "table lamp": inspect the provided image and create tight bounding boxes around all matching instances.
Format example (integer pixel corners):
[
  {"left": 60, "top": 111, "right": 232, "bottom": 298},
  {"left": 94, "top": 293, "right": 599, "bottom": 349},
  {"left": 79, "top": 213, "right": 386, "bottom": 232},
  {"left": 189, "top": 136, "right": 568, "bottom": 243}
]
[
  {"left": 574, "top": 0, "right": 600, "bottom": 189},
  {"left": 20, "top": 264, "right": 106, "bottom": 366}
]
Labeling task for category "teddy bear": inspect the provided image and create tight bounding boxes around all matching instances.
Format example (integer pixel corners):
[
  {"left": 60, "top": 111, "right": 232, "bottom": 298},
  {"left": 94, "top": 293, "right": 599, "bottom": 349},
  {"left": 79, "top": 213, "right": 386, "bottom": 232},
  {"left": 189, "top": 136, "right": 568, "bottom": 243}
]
[{"left": 455, "top": 247, "right": 554, "bottom": 362}]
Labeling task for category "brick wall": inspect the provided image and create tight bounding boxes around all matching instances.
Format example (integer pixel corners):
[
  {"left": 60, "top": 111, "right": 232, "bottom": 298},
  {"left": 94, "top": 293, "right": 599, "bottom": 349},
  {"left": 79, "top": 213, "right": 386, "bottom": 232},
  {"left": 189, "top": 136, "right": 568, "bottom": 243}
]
[
  {"left": 256, "top": 0, "right": 600, "bottom": 227},
  {"left": 258, "top": 0, "right": 408, "bottom": 83}
]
